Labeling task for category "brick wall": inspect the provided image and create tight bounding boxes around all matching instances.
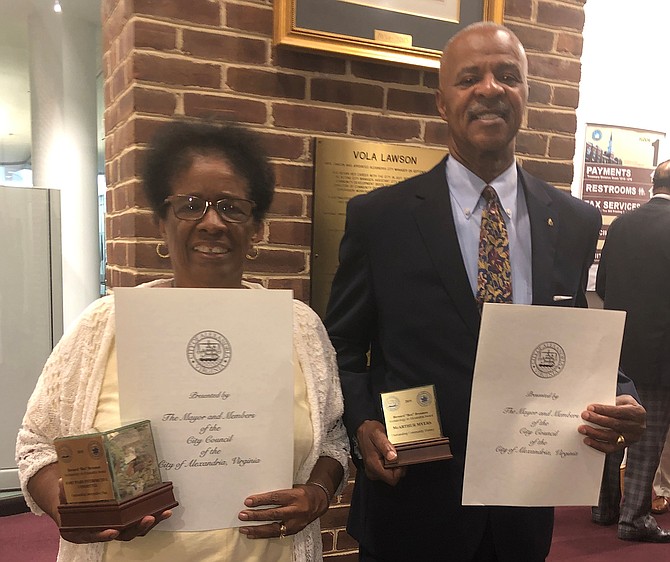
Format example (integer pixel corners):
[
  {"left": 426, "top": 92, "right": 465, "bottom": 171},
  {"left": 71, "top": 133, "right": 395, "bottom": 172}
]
[{"left": 102, "top": 0, "right": 587, "bottom": 558}]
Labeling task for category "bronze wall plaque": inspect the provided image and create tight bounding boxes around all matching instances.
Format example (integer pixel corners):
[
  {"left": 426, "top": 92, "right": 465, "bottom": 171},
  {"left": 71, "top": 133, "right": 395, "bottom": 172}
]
[{"left": 311, "top": 138, "right": 445, "bottom": 317}]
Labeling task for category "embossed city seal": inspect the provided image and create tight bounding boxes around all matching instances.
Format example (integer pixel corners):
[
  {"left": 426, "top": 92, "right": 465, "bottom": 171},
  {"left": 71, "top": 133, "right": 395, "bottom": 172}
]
[
  {"left": 187, "top": 330, "right": 232, "bottom": 375},
  {"left": 385, "top": 396, "right": 400, "bottom": 411},
  {"left": 530, "top": 342, "right": 566, "bottom": 378},
  {"left": 417, "top": 390, "right": 432, "bottom": 407},
  {"left": 57, "top": 445, "right": 73, "bottom": 463},
  {"left": 88, "top": 441, "right": 102, "bottom": 459}
]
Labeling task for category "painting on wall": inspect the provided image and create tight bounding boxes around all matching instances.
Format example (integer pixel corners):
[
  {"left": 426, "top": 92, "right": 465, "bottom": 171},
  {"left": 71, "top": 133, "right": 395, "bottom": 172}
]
[{"left": 273, "top": 0, "right": 504, "bottom": 69}]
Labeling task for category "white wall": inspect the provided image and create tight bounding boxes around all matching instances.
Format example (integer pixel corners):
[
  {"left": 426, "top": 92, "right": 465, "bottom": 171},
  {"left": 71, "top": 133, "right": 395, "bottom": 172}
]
[
  {"left": 28, "top": 7, "right": 101, "bottom": 329},
  {"left": 572, "top": 0, "right": 670, "bottom": 194}
]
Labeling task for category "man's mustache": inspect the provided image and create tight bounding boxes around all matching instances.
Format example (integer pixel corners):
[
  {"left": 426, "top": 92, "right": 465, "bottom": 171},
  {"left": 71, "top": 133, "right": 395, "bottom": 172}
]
[{"left": 466, "top": 103, "right": 509, "bottom": 120}]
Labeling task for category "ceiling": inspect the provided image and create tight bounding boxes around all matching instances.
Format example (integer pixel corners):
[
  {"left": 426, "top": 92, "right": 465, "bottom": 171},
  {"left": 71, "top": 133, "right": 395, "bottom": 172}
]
[{"left": 0, "top": 0, "right": 102, "bottom": 167}]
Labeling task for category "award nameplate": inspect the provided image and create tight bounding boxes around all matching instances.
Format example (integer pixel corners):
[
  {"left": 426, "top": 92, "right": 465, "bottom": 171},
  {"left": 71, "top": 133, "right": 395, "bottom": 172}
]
[
  {"left": 54, "top": 420, "right": 178, "bottom": 532},
  {"left": 381, "top": 385, "right": 453, "bottom": 467}
]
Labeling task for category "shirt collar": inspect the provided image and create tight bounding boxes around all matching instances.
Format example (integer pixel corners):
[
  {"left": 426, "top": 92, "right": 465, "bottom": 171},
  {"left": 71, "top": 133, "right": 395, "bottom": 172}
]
[
  {"left": 652, "top": 193, "right": 670, "bottom": 202},
  {"left": 446, "top": 156, "right": 518, "bottom": 220}
]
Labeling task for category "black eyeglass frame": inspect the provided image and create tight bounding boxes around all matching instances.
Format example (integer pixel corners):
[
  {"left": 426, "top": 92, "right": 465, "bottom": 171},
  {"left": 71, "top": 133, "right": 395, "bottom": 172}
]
[{"left": 163, "top": 194, "right": 257, "bottom": 224}]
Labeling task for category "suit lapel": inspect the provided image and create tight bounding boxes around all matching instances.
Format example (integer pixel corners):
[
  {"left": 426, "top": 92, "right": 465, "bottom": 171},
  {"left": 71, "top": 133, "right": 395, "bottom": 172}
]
[
  {"left": 412, "top": 158, "right": 481, "bottom": 337},
  {"left": 410, "top": 164, "right": 561, "bottom": 332},
  {"left": 519, "top": 168, "right": 558, "bottom": 306}
]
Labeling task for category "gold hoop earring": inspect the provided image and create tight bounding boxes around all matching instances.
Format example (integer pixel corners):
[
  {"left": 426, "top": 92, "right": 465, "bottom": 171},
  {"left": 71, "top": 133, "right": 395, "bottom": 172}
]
[
  {"left": 156, "top": 242, "right": 170, "bottom": 259},
  {"left": 246, "top": 246, "right": 259, "bottom": 260}
]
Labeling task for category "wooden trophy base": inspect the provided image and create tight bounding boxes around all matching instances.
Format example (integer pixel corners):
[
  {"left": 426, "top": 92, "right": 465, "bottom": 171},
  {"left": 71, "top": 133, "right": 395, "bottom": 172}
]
[
  {"left": 58, "top": 482, "right": 178, "bottom": 532},
  {"left": 384, "top": 437, "right": 453, "bottom": 468}
]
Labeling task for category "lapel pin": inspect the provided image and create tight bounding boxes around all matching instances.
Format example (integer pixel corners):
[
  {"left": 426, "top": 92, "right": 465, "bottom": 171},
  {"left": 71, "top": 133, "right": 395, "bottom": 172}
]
[{"left": 547, "top": 218, "right": 554, "bottom": 227}]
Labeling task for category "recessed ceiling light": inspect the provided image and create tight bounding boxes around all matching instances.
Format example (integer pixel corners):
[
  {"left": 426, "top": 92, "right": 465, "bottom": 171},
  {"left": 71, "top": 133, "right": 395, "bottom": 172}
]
[{"left": 54, "top": 0, "right": 62, "bottom": 13}]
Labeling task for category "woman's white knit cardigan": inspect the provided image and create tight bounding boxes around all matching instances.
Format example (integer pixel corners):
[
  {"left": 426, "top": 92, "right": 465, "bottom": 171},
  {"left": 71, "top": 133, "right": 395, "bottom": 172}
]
[{"left": 16, "top": 281, "right": 349, "bottom": 562}]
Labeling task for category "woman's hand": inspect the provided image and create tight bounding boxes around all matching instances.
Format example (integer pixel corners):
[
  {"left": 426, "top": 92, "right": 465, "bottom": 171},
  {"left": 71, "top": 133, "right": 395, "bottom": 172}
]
[
  {"left": 238, "top": 484, "right": 329, "bottom": 539},
  {"left": 56, "top": 477, "right": 173, "bottom": 543},
  {"left": 60, "top": 511, "right": 173, "bottom": 544},
  {"left": 28, "top": 465, "right": 173, "bottom": 544}
]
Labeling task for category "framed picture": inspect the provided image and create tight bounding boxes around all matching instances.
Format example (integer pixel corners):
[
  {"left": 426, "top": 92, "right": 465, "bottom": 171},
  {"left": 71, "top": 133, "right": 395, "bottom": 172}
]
[{"left": 273, "top": 0, "right": 505, "bottom": 69}]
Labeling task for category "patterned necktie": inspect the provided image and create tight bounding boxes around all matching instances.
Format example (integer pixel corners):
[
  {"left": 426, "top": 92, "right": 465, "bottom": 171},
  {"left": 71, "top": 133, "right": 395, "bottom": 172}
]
[{"left": 476, "top": 185, "right": 512, "bottom": 310}]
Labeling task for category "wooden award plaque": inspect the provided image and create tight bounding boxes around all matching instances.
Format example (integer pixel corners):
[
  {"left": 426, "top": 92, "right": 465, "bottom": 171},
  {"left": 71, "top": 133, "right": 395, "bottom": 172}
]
[
  {"left": 384, "top": 437, "right": 453, "bottom": 467},
  {"left": 381, "top": 385, "right": 454, "bottom": 468},
  {"left": 55, "top": 420, "right": 179, "bottom": 532},
  {"left": 58, "top": 482, "right": 179, "bottom": 532}
]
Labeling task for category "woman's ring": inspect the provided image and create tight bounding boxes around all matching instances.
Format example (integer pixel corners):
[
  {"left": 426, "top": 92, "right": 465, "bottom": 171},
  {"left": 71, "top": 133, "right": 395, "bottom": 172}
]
[
  {"left": 616, "top": 434, "right": 626, "bottom": 446},
  {"left": 279, "top": 522, "right": 287, "bottom": 538}
]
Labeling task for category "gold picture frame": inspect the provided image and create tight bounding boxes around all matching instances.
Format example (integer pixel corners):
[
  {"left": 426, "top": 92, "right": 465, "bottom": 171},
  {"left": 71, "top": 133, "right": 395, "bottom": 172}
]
[{"left": 274, "top": 0, "right": 505, "bottom": 69}]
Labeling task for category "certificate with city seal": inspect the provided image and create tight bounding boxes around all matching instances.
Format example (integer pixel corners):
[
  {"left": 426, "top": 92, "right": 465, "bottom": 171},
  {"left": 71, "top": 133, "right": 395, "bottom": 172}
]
[
  {"left": 115, "top": 287, "right": 294, "bottom": 531},
  {"left": 462, "top": 303, "right": 625, "bottom": 507}
]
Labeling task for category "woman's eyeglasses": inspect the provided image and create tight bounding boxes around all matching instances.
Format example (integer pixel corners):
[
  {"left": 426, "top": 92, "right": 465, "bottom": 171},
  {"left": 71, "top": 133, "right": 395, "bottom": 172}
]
[{"left": 163, "top": 195, "right": 256, "bottom": 223}]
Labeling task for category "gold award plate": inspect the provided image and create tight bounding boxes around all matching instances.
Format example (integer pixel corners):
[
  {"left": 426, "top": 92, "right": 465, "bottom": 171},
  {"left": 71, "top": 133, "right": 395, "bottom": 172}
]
[{"left": 381, "top": 385, "right": 453, "bottom": 467}]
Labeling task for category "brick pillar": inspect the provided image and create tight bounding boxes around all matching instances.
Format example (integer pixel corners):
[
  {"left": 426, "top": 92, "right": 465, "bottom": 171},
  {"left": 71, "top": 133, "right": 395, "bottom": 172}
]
[
  {"left": 102, "top": 0, "right": 587, "bottom": 557},
  {"left": 505, "top": 0, "right": 586, "bottom": 184}
]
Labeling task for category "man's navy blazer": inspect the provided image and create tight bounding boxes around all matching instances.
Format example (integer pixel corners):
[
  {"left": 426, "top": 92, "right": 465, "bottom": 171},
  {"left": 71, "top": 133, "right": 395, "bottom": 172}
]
[
  {"left": 597, "top": 196, "right": 670, "bottom": 387},
  {"left": 326, "top": 157, "right": 632, "bottom": 561}
]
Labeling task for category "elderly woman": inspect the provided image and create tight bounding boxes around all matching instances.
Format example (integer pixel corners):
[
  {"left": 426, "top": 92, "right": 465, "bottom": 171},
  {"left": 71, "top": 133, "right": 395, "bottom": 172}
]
[{"left": 16, "top": 120, "right": 348, "bottom": 562}]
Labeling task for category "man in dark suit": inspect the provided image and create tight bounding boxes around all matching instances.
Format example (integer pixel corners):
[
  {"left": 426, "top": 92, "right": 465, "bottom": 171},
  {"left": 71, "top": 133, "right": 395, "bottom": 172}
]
[
  {"left": 325, "top": 22, "right": 645, "bottom": 561},
  {"left": 595, "top": 159, "right": 670, "bottom": 542}
]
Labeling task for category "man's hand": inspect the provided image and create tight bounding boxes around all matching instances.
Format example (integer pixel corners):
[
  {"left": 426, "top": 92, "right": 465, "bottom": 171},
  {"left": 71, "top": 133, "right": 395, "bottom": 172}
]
[
  {"left": 356, "top": 420, "right": 406, "bottom": 486},
  {"left": 579, "top": 394, "right": 646, "bottom": 453}
]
